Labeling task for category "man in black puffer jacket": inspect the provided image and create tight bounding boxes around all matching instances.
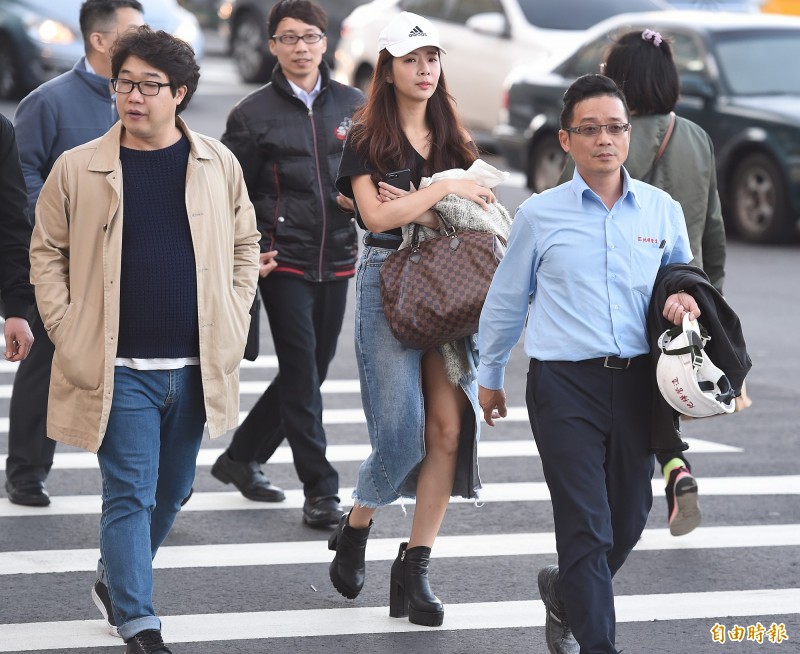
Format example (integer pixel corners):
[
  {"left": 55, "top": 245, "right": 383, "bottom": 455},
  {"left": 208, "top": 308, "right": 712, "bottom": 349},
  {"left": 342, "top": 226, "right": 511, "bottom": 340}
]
[{"left": 214, "top": 0, "right": 363, "bottom": 528}]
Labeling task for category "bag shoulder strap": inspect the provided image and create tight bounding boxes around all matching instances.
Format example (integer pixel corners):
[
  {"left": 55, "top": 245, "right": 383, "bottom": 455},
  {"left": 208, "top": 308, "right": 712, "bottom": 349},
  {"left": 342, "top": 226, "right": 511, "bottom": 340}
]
[
  {"left": 642, "top": 112, "right": 676, "bottom": 183},
  {"left": 654, "top": 111, "right": 676, "bottom": 164}
]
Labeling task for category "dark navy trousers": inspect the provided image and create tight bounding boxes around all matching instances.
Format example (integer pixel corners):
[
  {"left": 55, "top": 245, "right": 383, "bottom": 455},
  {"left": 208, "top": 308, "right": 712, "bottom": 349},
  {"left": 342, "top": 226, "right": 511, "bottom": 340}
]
[{"left": 526, "top": 357, "right": 655, "bottom": 654}]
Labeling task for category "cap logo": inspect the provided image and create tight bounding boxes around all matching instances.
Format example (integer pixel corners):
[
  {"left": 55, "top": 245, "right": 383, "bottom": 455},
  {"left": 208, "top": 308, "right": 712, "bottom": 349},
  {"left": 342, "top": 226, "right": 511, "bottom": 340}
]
[{"left": 408, "top": 26, "right": 427, "bottom": 37}]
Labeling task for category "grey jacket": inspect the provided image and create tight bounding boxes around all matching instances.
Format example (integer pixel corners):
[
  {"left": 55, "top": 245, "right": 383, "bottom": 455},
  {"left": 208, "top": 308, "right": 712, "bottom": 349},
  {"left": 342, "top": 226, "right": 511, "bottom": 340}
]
[{"left": 561, "top": 114, "right": 726, "bottom": 291}]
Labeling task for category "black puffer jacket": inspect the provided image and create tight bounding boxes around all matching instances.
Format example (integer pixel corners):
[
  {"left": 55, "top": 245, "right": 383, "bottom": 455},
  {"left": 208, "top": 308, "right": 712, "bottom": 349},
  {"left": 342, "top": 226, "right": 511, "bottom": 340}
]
[{"left": 222, "top": 62, "right": 363, "bottom": 281}]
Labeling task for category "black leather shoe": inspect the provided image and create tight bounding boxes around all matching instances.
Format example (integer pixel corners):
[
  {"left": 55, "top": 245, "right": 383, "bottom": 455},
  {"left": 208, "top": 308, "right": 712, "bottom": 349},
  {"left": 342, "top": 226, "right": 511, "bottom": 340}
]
[
  {"left": 211, "top": 452, "right": 285, "bottom": 502},
  {"left": 538, "top": 565, "right": 579, "bottom": 654},
  {"left": 303, "top": 495, "right": 343, "bottom": 528},
  {"left": 5, "top": 479, "right": 50, "bottom": 507},
  {"left": 126, "top": 629, "right": 172, "bottom": 653}
]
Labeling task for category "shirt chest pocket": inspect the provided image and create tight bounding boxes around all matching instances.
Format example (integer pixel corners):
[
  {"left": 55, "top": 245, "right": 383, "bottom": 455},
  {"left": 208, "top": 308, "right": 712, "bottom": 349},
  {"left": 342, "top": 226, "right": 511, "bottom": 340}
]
[{"left": 630, "top": 246, "right": 664, "bottom": 297}]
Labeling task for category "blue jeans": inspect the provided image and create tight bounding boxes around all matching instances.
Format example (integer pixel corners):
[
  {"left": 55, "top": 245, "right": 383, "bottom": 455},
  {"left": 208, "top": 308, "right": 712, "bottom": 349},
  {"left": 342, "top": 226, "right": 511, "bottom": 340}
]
[
  {"left": 96, "top": 365, "right": 206, "bottom": 641},
  {"left": 353, "top": 240, "right": 481, "bottom": 507}
]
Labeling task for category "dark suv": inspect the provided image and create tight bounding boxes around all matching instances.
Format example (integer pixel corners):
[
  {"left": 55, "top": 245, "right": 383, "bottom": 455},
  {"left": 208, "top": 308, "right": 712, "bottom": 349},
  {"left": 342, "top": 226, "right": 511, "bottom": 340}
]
[{"left": 225, "top": 0, "right": 364, "bottom": 83}]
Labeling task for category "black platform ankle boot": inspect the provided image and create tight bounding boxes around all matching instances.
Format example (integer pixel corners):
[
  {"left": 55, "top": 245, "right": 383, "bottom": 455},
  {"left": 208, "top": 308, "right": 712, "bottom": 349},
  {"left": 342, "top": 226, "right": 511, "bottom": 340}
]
[
  {"left": 388, "top": 542, "right": 444, "bottom": 627},
  {"left": 328, "top": 512, "right": 372, "bottom": 599}
]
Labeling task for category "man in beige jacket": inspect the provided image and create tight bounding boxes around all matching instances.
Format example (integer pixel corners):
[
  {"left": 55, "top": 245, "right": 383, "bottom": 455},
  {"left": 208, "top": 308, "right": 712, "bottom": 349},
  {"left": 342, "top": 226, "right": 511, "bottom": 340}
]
[{"left": 29, "top": 26, "right": 259, "bottom": 654}]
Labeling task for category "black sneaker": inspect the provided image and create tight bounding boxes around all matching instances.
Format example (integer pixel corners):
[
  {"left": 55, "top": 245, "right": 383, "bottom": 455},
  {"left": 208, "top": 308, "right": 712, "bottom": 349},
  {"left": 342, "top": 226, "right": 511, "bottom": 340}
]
[
  {"left": 126, "top": 629, "right": 172, "bottom": 654},
  {"left": 666, "top": 466, "right": 701, "bottom": 536},
  {"left": 537, "top": 565, "right": 579, "bottom": 654},
  {"left": 91, "top": 579, "right": 120, "bottom": 638}
]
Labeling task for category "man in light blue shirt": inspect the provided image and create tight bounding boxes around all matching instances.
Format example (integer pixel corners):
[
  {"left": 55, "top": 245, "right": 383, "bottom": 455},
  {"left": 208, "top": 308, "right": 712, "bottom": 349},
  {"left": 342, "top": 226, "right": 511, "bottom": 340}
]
[{"left": 478, "top": 75, "right": 700, "bottom": 654}]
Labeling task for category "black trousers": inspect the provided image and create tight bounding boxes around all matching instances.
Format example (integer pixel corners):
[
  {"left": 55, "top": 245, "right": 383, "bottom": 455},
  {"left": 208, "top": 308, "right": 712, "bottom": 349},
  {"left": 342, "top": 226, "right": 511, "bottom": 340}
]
[
  {"left": 527, "top": 357, "right": 655, "bottom": 654},
  {"left": 227, "top": 274, "right": 347, "bottom": 498},
  {"left": 5, "top": 311, "right": 56, "bottom": 484}
]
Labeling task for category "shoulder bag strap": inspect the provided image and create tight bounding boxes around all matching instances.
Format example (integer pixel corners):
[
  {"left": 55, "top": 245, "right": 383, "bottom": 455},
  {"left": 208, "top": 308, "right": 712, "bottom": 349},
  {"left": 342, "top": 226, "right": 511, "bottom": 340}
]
[{"left": 643, "top": 112, "right": 676, "bottom": 183}]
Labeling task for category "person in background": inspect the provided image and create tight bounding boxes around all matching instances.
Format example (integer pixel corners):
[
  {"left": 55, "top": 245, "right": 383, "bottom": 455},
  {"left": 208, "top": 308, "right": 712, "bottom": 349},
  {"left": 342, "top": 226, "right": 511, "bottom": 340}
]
[
  {"left": 329, "top": 11, "right": 497, "bottom": 627},
  {"left": 29, "top": 26, "right": 259, "bottom": 653},
  {"left": 213, "top": 0, "right": 363, "bottom": 530},
  {"left": 5, "top": 0, "right": 144, "bottom": 508},
  {"left": 479, "top": 74, "right": 698, "bottom": 654},
  {"left": 0, "top": 113, "right": 35, "bottom": 365},
  {"left": 604, "top": 28, "right": 726, "bottom": 536}
]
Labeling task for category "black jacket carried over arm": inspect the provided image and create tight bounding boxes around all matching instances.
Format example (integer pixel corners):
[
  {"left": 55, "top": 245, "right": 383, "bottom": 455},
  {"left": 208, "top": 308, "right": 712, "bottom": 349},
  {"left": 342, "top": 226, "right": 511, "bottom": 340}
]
[
  {"left": 0, "top": 113, "right": 35, "bottom": 319},
  {"left": 221, "top": 62, "right": 364, "bottom": 282},
  {"left": 648, "top": 264, "right": 752, "bottom": 453}
]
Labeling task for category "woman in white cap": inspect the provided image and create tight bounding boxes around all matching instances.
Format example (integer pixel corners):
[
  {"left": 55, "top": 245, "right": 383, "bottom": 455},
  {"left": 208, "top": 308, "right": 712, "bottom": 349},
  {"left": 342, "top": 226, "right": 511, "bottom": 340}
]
[{"left": 329, "top": 11, "right": 497, "bottom": 627}]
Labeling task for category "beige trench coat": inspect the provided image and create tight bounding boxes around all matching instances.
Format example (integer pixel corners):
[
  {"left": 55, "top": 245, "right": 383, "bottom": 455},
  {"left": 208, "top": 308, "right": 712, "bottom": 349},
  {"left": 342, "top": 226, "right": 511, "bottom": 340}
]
[{"left": 30, "top": 119, "right": 260, "bottom": 452}]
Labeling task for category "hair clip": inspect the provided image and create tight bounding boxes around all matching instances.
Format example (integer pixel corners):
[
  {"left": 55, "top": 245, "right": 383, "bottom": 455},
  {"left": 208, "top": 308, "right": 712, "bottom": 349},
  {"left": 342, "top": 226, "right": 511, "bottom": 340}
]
[{"left": 641, "top": 29, "right": 663, "bottom": 47}]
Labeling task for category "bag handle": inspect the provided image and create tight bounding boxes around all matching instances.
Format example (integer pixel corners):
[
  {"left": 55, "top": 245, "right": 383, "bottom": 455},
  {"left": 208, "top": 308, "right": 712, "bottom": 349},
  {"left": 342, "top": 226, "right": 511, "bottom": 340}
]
[{"left": 410, "top": 211, "right": 456, "bottom": 248}]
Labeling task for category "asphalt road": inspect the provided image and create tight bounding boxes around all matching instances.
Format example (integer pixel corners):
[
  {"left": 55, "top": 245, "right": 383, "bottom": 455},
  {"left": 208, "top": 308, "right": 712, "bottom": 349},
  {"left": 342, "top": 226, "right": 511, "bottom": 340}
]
[{"left": 1, "top": 53, "right": 799, "bottom": 654}]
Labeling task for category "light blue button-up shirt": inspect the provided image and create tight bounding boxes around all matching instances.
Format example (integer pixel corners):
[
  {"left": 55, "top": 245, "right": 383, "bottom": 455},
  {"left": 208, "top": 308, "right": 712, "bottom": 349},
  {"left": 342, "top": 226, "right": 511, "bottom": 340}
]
[{"left": 478, "top": 167, "right": 692, "bottom": 390}]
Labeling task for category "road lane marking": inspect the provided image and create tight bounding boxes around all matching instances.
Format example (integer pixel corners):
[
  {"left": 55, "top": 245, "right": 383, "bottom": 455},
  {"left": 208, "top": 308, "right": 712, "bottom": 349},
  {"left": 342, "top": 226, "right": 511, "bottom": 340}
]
[
  {"left": 40, "top": 437, "right": 742, "bottom": 470},
  {"left": 2, "top": 523, "right": 800, "bottom": 575},
  {"left": 1, "top": 475, "right": 796, "bottom": 519},
  {"left": 0, "top": 588, "right": 797, "bottom": 651}
]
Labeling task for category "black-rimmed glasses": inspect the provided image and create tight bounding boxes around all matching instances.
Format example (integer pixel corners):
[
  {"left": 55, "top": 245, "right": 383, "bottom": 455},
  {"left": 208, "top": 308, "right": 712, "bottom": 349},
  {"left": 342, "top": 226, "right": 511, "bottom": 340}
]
[
  {"left": 271, "top": 32, "right": 325, "bottom": 45},
  {"left": 563, "top": 123, "right": 631, "bottom": 137},
  {"left": 111, "top": 78, "right": 171, "bottom": 96}
]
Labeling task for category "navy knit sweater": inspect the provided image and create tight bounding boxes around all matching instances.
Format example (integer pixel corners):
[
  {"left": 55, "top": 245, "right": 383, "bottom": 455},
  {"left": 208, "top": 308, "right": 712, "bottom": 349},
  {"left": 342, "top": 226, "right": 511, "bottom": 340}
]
[{"left": 116, "top": 134, "right": 200, "bottom": 358}]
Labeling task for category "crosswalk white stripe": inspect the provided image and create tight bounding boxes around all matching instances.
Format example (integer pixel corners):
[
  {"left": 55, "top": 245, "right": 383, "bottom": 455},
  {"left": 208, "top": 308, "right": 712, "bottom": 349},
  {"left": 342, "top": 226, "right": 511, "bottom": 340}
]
[
  {"left": 0, "top": 378, "right": 360, "bottom": 398},
  {"left": 45, "top": 436, "right": 742, "bottom": 470},
  {"left": 0, "top": 403, "right": 762, "bottom": 432},
  {"left": 2, "top": 524, "right": 799, "bottom": 575},
  {"left": 2, "top": 475, "right": 797, "bottom": 518},
  {"left": 0, "top": 355, "right": 278, "bottom": 376},
  {"left": 0, "top": 588, "right": 797, "bottom": 651}
]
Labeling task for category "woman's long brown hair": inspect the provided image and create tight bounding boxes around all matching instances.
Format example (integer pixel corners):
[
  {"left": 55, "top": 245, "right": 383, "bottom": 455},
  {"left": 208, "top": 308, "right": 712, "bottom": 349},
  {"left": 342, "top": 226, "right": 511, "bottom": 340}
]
[{"left": 349, "top": 48, "right": 477, "bottom": 185}]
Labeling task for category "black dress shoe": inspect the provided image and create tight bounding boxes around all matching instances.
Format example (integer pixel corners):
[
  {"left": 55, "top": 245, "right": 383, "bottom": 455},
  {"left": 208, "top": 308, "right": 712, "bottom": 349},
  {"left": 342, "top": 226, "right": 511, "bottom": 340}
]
[
  {"left": 210, "top": 451, "right": 285, "bottom": 502},
  {"left": 303, "top": 495, "right": 343, "bottom": 529},
  {"left": 5, "top": 479, "right": 50, "bottom": 507}
]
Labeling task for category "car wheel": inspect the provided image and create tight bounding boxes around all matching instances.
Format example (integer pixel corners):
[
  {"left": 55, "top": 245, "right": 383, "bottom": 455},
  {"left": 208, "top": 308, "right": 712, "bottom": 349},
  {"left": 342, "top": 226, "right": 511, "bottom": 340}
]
[
  {"left": 730, "top": 152, "right": 793, "bottom": 243},
  {"left": 0, "top": 35, "right": 20, "bottom": 100},
  {"left": 355, "top": 65, "right": 374, "bottom": 94},
  {"left": 528, "top": 135, "right": 565, "bottom": 193},
  {"left": 231, "top": 11, "right": 272, "bottom": 83}
]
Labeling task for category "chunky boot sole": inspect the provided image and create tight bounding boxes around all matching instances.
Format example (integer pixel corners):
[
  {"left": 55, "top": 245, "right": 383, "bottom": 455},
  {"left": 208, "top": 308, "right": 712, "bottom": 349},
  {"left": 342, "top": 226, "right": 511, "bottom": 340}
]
[{"left": 327, "top": 516, "right": 370, "bottom": 599}]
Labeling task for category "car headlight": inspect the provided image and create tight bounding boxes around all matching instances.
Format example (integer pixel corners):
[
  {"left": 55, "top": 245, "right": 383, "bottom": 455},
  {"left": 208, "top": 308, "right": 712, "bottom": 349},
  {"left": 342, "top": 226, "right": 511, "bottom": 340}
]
[
  {"left": 173, "top": 19, "right": 199, "bottom": 45},
  {"left": 27, "top": 18, "right": 77, "bottom": 45}
]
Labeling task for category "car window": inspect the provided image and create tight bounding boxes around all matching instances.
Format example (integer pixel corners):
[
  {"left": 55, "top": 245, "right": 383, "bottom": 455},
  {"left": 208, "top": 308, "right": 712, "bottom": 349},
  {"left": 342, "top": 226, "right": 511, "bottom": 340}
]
[
  {"left": 516, "top": 0, "right": 668, "bottom": 30},
  {"left": 400, "top": 0, "right": 449, "bottom": 19},
  {"left": 558, "top": 35, "right": 612, "bottom": 78},
  {"left": 669, "top": 31, "right": 706, "bottom": 75},
  {"left": 449, "top": 0, "right": 503, "bottom": 25},
  {"left": 713, "top": 30, "right": 800, "bottom": 95}
]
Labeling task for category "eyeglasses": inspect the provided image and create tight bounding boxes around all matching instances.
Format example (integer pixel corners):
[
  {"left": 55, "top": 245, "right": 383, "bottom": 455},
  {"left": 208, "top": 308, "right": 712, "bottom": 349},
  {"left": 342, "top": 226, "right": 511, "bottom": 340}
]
[
  {"left": 271, "top": 32, "right": 325, "bottom": 45},
  {"left": 111, "top": 78, "right": 171, "bottom": 96},
  {"left": 563, "top": 123, "right": 631, "bottom": 137}
]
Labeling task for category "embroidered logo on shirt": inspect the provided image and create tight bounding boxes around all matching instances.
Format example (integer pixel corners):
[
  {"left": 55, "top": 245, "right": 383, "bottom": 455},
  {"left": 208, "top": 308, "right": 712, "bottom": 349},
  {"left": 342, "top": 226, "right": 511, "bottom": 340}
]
[
  {"left": 637, "top": 236, "right": 661, "bottom": 247},
  {"left": 334, "top": 117, "right": 353, "bottom": 141},
  {"left": 409, "top": 26, "right": 427, "bottom": 37}
]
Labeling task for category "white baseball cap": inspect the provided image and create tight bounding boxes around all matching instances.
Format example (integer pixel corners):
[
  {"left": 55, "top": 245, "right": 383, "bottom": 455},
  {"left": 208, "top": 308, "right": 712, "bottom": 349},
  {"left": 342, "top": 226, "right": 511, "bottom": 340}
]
[{"left": 378, "top": 12, "right": 447, "bottom": 57}]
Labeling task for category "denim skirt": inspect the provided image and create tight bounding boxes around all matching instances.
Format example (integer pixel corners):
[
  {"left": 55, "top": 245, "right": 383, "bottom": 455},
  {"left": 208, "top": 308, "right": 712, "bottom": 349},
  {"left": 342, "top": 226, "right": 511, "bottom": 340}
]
[{"left": 351, "top": 241, "right": 482, "bottom": 508}]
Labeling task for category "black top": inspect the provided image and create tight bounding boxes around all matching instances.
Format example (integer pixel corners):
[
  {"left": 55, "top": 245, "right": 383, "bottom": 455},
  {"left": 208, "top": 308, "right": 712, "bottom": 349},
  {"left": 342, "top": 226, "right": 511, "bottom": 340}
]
[
  {"left": 336, "top": 133, "right": 427, "bottom": 237},
  {"left": 221, "top": 61, "right": 363, "bottom": 281},
  {"left": 117, "top": 134, "right": 200, "bottom": 358},
  {"left": 0, "top": 113, "right": 34, "bottom": 319}
]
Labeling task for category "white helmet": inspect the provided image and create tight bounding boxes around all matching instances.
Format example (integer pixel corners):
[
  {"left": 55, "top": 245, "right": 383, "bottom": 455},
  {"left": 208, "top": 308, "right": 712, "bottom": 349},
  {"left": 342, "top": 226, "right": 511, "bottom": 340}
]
[{"left": 656, "top": 314, "right": 736, "bottom": 418}]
